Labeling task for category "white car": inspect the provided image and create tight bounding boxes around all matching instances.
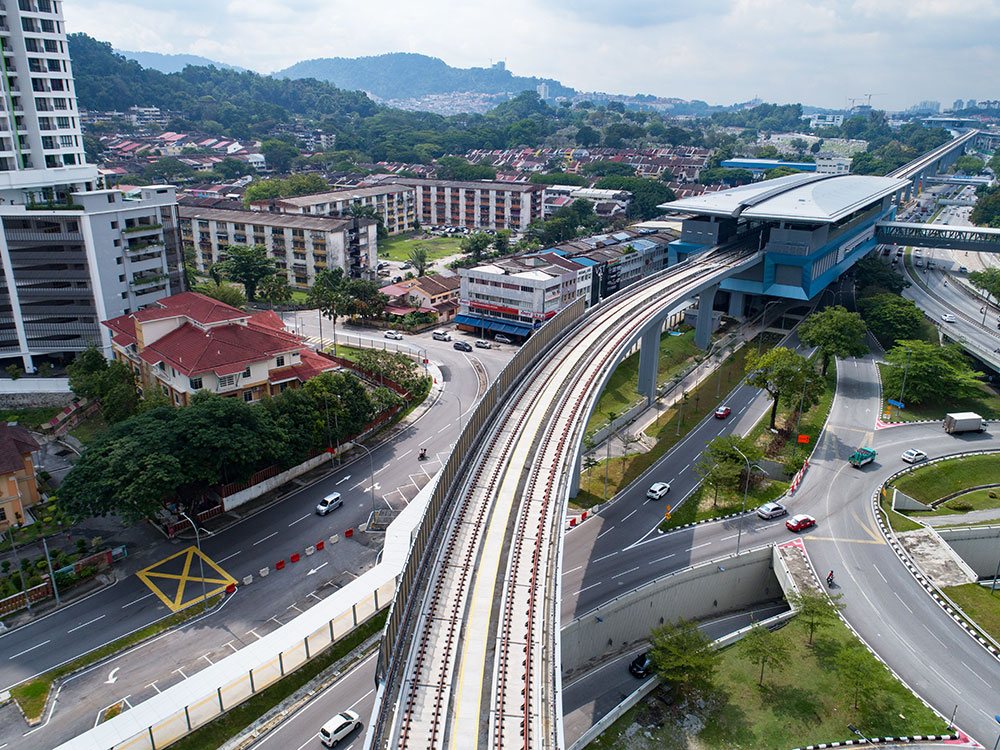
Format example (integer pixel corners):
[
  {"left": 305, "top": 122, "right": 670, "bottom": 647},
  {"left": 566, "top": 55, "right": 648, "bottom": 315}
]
[
  {"left": 756, "top": 502, "right": 787, "bottom": 520},
  {"left": 320, "top": 710, "right": 362, "bottom": 747},
  {"left": 384, "top": 330, "right": 404, "bottom": 340},
  {"left": 901, "top": 448, "right": 928, "bottom": 464},
  {"left": 315, "top": 492, "right": 343, "bottom": 516},
  {"left": 941, "top": 314, "right": 957, "bottom": 323},
  {"left": 474, "top": 339, "right": 491, "bottom": 349},
  {"left": 494, "top": 334, "right": 513, "bottom": 345},
  {"left": 646, "top": 482, "right": 671, "bottom": 500}
]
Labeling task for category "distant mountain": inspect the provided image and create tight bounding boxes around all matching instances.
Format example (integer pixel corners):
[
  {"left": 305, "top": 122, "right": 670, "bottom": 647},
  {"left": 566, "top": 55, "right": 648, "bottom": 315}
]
[
  {"left": 274, "top": 52, "right": 574, "bottom": 101},
  {"left": 117, "top": 49, "right": 245, "bottom": 74}
]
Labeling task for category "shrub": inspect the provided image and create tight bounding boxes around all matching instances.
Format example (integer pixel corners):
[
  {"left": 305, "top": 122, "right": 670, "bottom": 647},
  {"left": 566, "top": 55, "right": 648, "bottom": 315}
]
[
  {"left": 75, "top": 538, "right": 87, "bottom": 554},
  {"left": 989, "top": 491, "right": 997, "bottom": 499},
  {"left": 946, "top": 500, "right": 973, "bottom": 512}
]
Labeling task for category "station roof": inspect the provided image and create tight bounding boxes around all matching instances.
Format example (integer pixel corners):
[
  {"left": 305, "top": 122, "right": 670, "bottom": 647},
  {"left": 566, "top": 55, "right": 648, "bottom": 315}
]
[{"left": 660, "top": 173, "right": 909, "bottom": 224}]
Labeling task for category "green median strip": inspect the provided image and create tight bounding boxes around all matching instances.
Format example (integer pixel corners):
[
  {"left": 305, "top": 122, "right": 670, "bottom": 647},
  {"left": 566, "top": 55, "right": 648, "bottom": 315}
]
[{"left": 11, "top": 595, "right": 222, "bottom": 723}]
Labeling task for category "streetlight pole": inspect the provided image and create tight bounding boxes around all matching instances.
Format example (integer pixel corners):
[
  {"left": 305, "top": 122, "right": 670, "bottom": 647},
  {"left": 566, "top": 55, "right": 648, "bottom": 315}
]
[
  {"left": 734, "top": 446, "right": 751, "bottom": 555},
  {"left": 178, "top": 510, "right": 208, "bottom": 606},
  {"left": 758, "top": 300, "right": 780, "bottom": 354},
  {"left": 848, "top": 724, "right": 876, "bottom": 748},
  {"left": 991, "top": 714, "right": 1000, "bottom": 750},
  {"left": 8, "top": 526, "right": 30, "bottom": 612},
  {"left": 899, "top": 348, "right": 911, "bottom": 406}
]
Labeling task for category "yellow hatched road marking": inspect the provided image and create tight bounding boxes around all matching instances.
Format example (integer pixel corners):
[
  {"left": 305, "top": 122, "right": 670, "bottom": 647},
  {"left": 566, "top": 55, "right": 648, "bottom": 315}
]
[{"left": 136, "top": 546, "right": 238, "bottom": 612}]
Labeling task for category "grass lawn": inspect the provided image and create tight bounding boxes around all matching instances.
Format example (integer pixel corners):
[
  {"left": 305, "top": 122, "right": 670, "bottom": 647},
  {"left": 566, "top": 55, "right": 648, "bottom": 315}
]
[
  {"left": 67, "top": 410, "right": 107, "bottom": 445},
  {"left": 588, "top": 617, "right": 948, "bottom": 750},
  {"left": 586, "top": 329, "right": 700, "bottom": 434},
  {"left": 942, "top": 583, "right": 1000, "bottom": 643},
  {"left": 167, "top": 611, "right": 386, "bottom": 750},
  {"left": 904, "top": 487, "right": 1000, "bottom": 517},
  {"left": 658, "top": 479, "right": 788, "bottom": 532},
  {"left": 12, "top": 595, "right": 222, "bottom": 722},
  {"left": 878, "top": 364, "right": 1000, "bottom": 422},
  {"left": 891, "top": 454, "right": 1000, "bottom": 505},
  {"left": 0, "top": 406, "right": 62, "bottom": 428},
  {"left": 379, "top": 233, "right": 465, "bottom": 262},
  {"left": 290, "top": 289, "right": 309, "bottom": 303},
  {"left": 573, "top": 335, "right": 777, "bottom": 509}
]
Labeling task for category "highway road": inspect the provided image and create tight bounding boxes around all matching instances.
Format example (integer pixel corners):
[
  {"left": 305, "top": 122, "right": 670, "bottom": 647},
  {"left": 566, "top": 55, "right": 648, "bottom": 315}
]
[{"left": 0, "top": 326, "right": 511, "bottom": 749}]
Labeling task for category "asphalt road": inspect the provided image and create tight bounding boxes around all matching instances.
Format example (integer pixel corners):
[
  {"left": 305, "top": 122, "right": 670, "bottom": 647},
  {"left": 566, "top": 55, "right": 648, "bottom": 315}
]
[{"left": 0, "top": 325, "right": 511, "bottom": 749}]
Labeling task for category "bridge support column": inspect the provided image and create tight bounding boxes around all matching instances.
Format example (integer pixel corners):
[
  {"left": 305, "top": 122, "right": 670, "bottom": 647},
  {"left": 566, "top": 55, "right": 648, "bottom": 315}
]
[
  {"left": 695, "top": 284, "right": 718, "bottom": 350},
  {"left": 637, "top": 324, "right": 661, "bottom": 403},
  {"left": 569, "top": 452, "right": 581, "bottom": 498},
  {"left": 727, "top": 290, "right": 745, "bottom": 319}
]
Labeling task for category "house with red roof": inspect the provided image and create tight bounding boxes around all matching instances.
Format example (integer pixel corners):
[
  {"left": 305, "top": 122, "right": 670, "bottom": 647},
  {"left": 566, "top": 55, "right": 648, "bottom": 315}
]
[
  {"left": 0, "top": 424, "right": 41, "bottom": 529},
  {"left": 103, "top": 292, "right": 339, "bottom": 406}
]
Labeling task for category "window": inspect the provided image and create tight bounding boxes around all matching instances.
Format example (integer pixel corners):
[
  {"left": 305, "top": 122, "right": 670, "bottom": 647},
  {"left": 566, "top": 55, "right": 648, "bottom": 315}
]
[
  {"left": 242, "top": 367, "right": 251, "bottom": 378},
  {"left": 275, "top": 355, "right": 285, "bottom": 367},
  {"left": 189, "top": 377, "right": 202, "bottom": 390},
  {"left": 243, "top": 391, "right": 254, "bottom": 403},
  {"left": 218, "top": 374, "right": 236, "bottom": 388}
]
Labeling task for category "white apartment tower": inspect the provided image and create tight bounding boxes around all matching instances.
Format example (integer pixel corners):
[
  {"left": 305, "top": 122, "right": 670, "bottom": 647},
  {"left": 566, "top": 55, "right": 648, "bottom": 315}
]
[{"left": 0, "top": 0, "right": 184, "bottom": 372}]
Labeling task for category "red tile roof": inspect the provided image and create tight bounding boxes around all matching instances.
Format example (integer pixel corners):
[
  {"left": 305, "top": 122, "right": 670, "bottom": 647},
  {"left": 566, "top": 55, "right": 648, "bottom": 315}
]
[
  {"left": 0, "top": 424, "right": 39, "bottom": 474},
  {"left": 132, "top": 292, "right": 249, "bottom": 326},
  {"left": 268, "top": 349, "right": 339, "bottom": 384}
]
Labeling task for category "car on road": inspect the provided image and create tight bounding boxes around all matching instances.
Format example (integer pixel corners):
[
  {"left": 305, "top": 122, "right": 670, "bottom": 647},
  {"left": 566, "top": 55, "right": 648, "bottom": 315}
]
[
  {"left": 785, "top": 514, "right": 817, "bottom": 532},
  {"left": 316, "top": 492, "right": 343, "bottom": 516},
  {"left": 377, "top": 261, "right": 389, "bottom": 270},
  {"left": 399, "top": 262, "right": 412, "bottom": 270},
  {"left": 714, "top": 405, "right": 731, "bottom": 419},
  {"left": 646, "top": 481, "right": 671, "bottom": 500},
  {"left": 901, "top": 448, "right": 928, "bottom": 464},
  {"left": 384, "top": 330, "right": 403, "bottom": 340},
  {"left": 941, "top": 313, "right": 957, "bottom": 323},
  {"left": 756, "top": 502, "right": 787, "bottom": 520},
  {"left": 494, "top": 334, "right": 513, "bottom": 344},
  {"left": 453, "top": 341, "right": 473, "bottom": 352},
  {"left": 629, "top": 651, "right": 653, "bottom": 677},
  {"left": 432, "top": 330, "right": 452, "bottom": 341},
  {"left": 320, "top": 710, "right": 362, "bottom": 747},
  {"left": 475, "top": 339, "right": 491, "bottom": 349},
  {"left": 959, "top": 266, "right": 968, "bottom": 273}
]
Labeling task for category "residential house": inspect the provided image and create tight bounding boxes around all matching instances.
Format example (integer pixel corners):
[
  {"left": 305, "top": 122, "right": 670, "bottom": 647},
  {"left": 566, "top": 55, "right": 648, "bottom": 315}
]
[
  {"left": 0, "top": 425, "right": 41, "bottom": 529},
  {"left": 381, "top": 274, "right": 461, "bottom": 324}
]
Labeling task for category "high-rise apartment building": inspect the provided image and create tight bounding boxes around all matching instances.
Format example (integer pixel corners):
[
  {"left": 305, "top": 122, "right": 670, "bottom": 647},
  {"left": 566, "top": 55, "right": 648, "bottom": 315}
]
[{"left": 0, "top": 1, "right": 184, "bottom": 372}]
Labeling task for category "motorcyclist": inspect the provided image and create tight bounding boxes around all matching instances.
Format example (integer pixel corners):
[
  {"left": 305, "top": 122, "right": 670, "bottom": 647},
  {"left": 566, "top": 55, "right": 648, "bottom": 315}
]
[
  {"left": 826, "top": 570, "right": 835, "bottom": 586},
  {"left": 418, "top": 447, "right": 427, "bottom": 460}
]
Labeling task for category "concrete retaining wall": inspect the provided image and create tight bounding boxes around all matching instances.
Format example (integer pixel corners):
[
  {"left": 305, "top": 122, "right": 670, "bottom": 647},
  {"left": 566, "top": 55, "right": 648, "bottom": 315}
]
[
  {"left": 222, "top": 452, "right": 334, "bottom": 511},
  {"left": 561, "top": 545, "right": 780, "bottom": 679},
  {"left": 936, "top": 525, "right": 1000, "bottom": 578},
  {"left": 892, "top": 488, "right": 930, "bottom": 512},
  {"left": 0, "top": 388, "right": 74, "bottom": 409}
]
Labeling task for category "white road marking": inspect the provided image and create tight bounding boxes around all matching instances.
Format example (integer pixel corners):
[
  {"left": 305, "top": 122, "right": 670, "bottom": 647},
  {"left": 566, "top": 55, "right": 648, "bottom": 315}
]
[
  {"left": 596, "top": 525, "right": 616, "bottom": 540},
  {"left": 173, "top": 667, "right": 187, "bottom": 679},
  {"left": 67, "top": 615, "right": 106, "bottom": 634},
  {"left": 685, "top": 542, "right": 711, "bottom": 552},
  {"left": 622, "top": 508, "right": 638, "bottom": 521},
  {"left": 592, "top": 551, "right": 618, "bottom": 563},
  {"left": 611, "top": 566, "right": 640, "bottom": 580},
  {"left": 336, "top": 474, "right": 351, "bottom": 485},
  {"left": 146, "top": 681, "right": 161, "bottom": 694},
  {"left": 922, "top": 624, "right": 947, "bottom": 648},
  {"left": 217, "top": 551, "right": 241, "bottom": 564},
  {"left": 246, "top": 629, "right": 262, "bottom": 640},
  {"left": 873, "top": 564, "right": 888, "bottom": 583},
  {"left": 721, "top": 534, "right": 738, "bottom": 541},
  {"left": 648, "top": 553, "right": 676, "bottom": 565},
  {"left": 398, "top": 449, "right": 412, "bottom": 459},
  {"left": 252, "top": 531, "right": 279, "bottom": 546},
  {"left": 201, "top": 654, "right": 214, "bottom": 665},
  {"left": 121, "top": 593, "right": 155, "bottom": 609},
  {"left": 578, "top": 582, "right": 602, "bottom": 594},
  {"left": 288, "top": 514, "right": 310, "bottom": 527},
  {"left": 562, "top": 565, "right": 582, "bottom": 576},
  {"left": 892, "top": 592, "right": 913, "bottom": 614},
  {"left": 962, "top": 662, "right": 991, "bottom": 689},
  {"left": 681, "top": 463, "right": 690, "bottom": 472}
]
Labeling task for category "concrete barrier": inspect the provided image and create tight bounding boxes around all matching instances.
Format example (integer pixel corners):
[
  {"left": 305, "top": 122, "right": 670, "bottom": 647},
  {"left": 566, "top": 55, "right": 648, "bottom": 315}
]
[{"left": 223, "top": 453, "right": 333, "bottom": 511}]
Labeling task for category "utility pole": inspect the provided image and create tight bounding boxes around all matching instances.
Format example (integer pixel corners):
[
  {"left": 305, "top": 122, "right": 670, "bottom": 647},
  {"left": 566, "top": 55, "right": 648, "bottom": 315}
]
[
  {"left": 42, "top": 537, "right": 60, "bottom": 607},
  {"left": 899, "top": 348, "right": 911, "bottom": 405},
  {"left": 8, "top": 526, "right": 30, "bottom": 612}
]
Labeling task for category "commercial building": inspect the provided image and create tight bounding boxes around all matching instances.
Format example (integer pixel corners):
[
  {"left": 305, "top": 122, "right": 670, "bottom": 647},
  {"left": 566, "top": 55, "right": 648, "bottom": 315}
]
[
  {"left": 814, "top": 153, "right": 852, "bottom": 175},
  {"left": 805, "top": 113, "right": 844, "bottom": 129},
  {"left": 250, "top": 184, "right": 417, "bottom": 235},
  {"left": 390, "top": 178, "right": 544, "bottom": 232},
  {"left": 103, "top": 291, "right": 339, "bottom": 406},
  {"left": 179, "top": 205, "right": 377, "bottom": 289},
  {"left": 0, "top": 423, "right": 40, "bottom": 529},
  {"left": 0, "top": 0, "right": 185, "bottom": 372}
]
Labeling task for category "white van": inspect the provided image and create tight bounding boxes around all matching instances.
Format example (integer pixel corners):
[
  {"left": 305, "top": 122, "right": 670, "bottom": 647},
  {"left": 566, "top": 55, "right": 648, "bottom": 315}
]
[{"left": 432, "top": 330, "right": 452, "bottom": 341}]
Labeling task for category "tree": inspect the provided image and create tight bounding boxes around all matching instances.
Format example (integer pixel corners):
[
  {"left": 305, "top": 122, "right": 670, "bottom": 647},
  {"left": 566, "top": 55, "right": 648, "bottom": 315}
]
[
  {"left": 309, "top": 268, "right": 347, "bottom": 352},
  {"left": 408, "top": 245, "right": 430, "bottom": 277},
  {"left": 143, "top": 157, "right": 194, "bottom": 183},
  {"left": 695, "top": 435, "right": 761, "bottom": 506},
  {"left": 857, "top": 294, "right": 924, "bottom": 347},
  {"left": 593, "top": 176, "right": 676, "bottom": 220},
  {"left": 968, "top": 267, "right": 1000, "bottom": 303},
  {"left": 460, "top": 232, "right": 492, "bottom": 261},
  {"left": 583, "top": 160, "right": 635, "bottom": 177},
  {"left": 67, "top": 345, "right": 109, "bottom": 400},
  {"left": 261, "top": 138, "right": 299, "bottom": 173},
  {"left": 194, "top": 281, "right": 246, "bottom": 307},
  {"left": 798, "top": 306, "right": 869, "bottom": 375},
  {"left": 746, "top": 347, "right": 823, "bottom": 430},
  {"left": 698, "top": 167, "right": 755, "bottom": 186},
  {"left": 854, "top": 255, "right": 908, "bottom": 296},
  {"left": 213, "top": 157, "right": 251, "bottom": 180},
  {"left": 575, "top": 124, "right": 600, "bottom": 147},
  {"left": 100, "top": 361, "right": 140, "bottom": 423},
  {"left": 953, "top": 155, "right": 985, "bottom": 174},
  {"left": 216, "top": 244, "right": 275, "bottom": 302},
  {"left": 763, "top": 166, "right": 801, "bottom": 180},
  {"left": 435, "top": 156, "right": 495, "bottom": 181},
  {"left": 882, "top": 340, "right": 983, "bottom": 406},
  {"left": 341, "top": 279, "right": 388, "bottom": 321},
  {"left": 740, "top": 624, "right": 789, "bottom": 686},
  {"left": 648, "top": 618, "right": 720, "bottom": 698},
  {"left": 786, "top": 588, "right": 844, "bottom": 645},
  {"left": 257, "top": 272, "right": 293, "bottom": 307},
  {"left": 836, "top": 644, "right": 883, "bottom": 711},
  {"left": 971, "top": 186, "right": 1000, "bottom": 228},
  {"left": 493, "top": 229, "right": 512, "bottom": 256}
]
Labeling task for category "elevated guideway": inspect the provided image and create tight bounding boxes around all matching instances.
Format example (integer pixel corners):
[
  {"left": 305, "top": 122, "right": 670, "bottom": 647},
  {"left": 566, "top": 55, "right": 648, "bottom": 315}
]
[
  {"left": 888, "top": 129, "right": 979, "bottom": 182},
  {"left": 369, "top": 237, "right": 761, "bottom": 750}
]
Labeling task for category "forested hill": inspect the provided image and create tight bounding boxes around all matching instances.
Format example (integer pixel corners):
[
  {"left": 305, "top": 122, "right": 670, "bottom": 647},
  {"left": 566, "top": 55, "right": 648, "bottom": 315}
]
[
  {"left": 68, "top": 34, "right": 379, "bottom": 137},
  {"left": 117, "top": 49, "right": 245, "bottom": 74},
  {"left": 275, "top": 52, "right": 574, "bottom": 101}
]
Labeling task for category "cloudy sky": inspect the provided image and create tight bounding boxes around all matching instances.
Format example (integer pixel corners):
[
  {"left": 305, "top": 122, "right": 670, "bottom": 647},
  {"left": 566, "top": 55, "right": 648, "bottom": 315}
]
[{"left": 63, "top": 0, "right": 999, "bottom": 110}]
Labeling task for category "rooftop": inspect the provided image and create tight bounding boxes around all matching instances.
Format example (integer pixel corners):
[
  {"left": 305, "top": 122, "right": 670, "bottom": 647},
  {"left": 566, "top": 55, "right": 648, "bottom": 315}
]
[
  {"left": 660, "top": 173, "right": 908, "bottom": 224},
  {"left": 179, "top": 205, "right": 361, "bottom": 232},
  {"left": 0, "top": 424, "right": 39, "bottom": 475},
  {"left": 263, "top": 184, "right": 413, "bottom": 208},
  {"left": 390, "top": 177, "right": 543, "bottom": 192}
]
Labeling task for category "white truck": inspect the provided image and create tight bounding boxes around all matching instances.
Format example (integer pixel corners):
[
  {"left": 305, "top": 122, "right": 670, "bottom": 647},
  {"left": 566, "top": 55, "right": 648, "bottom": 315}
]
[{"left": 943, "top": 412, "right": 987, "bottom": 434}]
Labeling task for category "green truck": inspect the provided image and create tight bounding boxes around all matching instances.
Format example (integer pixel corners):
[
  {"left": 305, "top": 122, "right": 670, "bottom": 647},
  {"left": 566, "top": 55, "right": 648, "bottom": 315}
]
[{"left": 849, "top": 447, "right": 877, "bottom": 467}]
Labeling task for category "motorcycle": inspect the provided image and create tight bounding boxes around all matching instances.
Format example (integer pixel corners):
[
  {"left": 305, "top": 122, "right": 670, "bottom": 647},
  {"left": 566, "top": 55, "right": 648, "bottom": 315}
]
[{"left": 418, "top": 448, "right": 428, "bottom": 461}]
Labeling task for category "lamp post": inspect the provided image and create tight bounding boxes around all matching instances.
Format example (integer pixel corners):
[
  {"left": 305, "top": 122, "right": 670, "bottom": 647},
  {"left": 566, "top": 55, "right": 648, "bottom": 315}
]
[
  {"left": 848, "top": 724, "right": 876, "bottom": 747},
  {"left": 899, "top": 348, "right": 911, "bottom": 406},
  {"left": 991, "top": 714, "right": 1000, "bottom": 750},
  {"left": 733, "top": 446, "right": 751, "bottom": 555},
  {"left": 8, "top": 526, "right": 30, "bottom": 612},
  {"left": 178, "top": 510, "right": 208, "bottom": 606},
  {"left": 758, "top": 300, "right": 781, "bottom": 353}
]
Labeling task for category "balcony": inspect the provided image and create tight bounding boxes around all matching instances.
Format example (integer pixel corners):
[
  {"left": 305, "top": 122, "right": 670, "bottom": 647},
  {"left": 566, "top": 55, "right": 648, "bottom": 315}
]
[{"left": 122, "top": 223, "right": 163, "bottom": 235}]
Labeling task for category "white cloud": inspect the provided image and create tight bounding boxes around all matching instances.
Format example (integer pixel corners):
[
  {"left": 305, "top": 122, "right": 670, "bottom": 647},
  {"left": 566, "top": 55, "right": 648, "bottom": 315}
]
[{"left": 62, "top": 0, "right": 995, "bottom": 110}]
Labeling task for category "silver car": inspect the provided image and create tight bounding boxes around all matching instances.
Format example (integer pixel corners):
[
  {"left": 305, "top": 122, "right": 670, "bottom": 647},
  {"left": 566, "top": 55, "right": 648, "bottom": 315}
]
[{"left": 756, "top": 502, "right": 787, "bottom": 520}]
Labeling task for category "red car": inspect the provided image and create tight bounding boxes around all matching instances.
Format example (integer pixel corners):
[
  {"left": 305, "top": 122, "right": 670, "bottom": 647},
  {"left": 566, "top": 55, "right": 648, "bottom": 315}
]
[
  {"left": 714, "top": 406, "right": 731, "bottom": 419},
  {"left": 786, "top": 514, "right": 817, "bottom": 532}
]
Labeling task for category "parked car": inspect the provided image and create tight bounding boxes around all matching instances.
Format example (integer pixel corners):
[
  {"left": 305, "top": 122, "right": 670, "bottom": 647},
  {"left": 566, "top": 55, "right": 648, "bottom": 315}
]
[
  {"left": 941, "top": 313, "right": 957, "bottom": 323},
  {"left": 756, "top": 502, "right": 787, "bottom": 520},
  {"left": 453, "top": 341, "right": 473, "bottom": 352},
  {"left": 432, "top": 330, "right": 452, "bottom": 341},
  {"left": 384, "top": 330, "right": 403, "bottom": 340},
  {"left": 714, "top": 405, "right": 731, "bottom": 419},
  {"left": 316, "top": 492, "right": 343, "bottom": 516},
  {"left": 494, "top": 334, "right": 513, "bottom": 344},
  {"left": 320, "top": 710, "right": 362, "bottom": 747},
  {"left": 399, "top": 262, "right": 412, "bottom": 270},
  {"left": 629, "top": 652, "right": 654, "bottom": 678},
  {"left": 785, "top": 514, "right": 817, "bottom": 532},
  {"left": 646, "top": 481, "right": 671, "bottom": 500},
  {"left": 901, "top": 448, "right": 928, "bottom": 464},
  {"left": 377, "top": 261, "right": 390, "bottom": 270},
  {"left": 475, "top": 339, "right": 491, "bottom": 349}
]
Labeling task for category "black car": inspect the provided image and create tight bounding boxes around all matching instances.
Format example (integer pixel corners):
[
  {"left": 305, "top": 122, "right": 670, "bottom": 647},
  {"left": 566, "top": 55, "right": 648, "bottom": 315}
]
[
  {"left": 629, "top": 652, "right": 653, "bottom": 678},
  {"left": 453, "top": 341, "right": 473, "bottom": 352}
]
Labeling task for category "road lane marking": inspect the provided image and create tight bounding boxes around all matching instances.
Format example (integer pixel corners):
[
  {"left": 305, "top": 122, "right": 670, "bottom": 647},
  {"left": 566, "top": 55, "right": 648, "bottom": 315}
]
[
  {"left": 922, "top": 624, "right": 947, "bottom": 648},
  {"left": 562, "top": 565, "right": 582, "bottom": 576},
  {"left": 622, "top": 508, "right": 638, "bottom": 521},
  {"left": 963, "top": 662, "right": 991, "bottom": 688},
  {"left": 136, "top": 545, "right": 238, "bottom": 612},
  {"left": 596, "top": 525, "right": 616, "bottom": 540},
  {"left": 121, "top": 593, "right": 154, "bottom": 609},
  {"left": 217, "top": 551, "right": 241, "bottom": 564},
  {"left": 398, "top": 449, "right": 412, "bottom": 459},
  {"left": 578, "top": 582, "right": 602, "bottom": 594},
  {"left": 873, "top": 565, "right": 888, "bottom": 583},
  {"left": 8, "top": 640, "right": 50, "bottom": 659},
  {"left": 611, "top": 566, "right": 640, "bottom": 580},
  {"left": 201, "top": 654, "right": 214, "bottom": 665},
  {"left": 67, "top": 615, "right": 106, "bottom": 634},
  {"left": 288, "top": 514, "right": 310, "bottom": 527},
  {"left": 592, "top": 551, "right": 618, "bottom": 563},
  {"left": 336, "top": 474, "right": 351, "bottom": 485},
  {"left": 893, "top": 592, "right": 912, "bottom": 614},
  {"left": 252, "top": 532, "right": 279, "bottom": 546},
  {"left": 800, "top": 535, "right": 884, "bottom": 545},
  {"left": 685, "top": 542, "right": 711, "bottom": 552},
  {"left": 648, "top": 553, "right": 676, "bottom": 565}
]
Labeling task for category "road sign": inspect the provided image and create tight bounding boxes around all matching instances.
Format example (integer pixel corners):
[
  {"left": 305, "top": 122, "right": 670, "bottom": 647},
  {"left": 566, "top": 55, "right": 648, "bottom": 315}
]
[
  {"left": 664, "top": 504, "right": 672, "bottom": 520},
  {"left": 888, "top": 399, "right": 905, "bottom": 409},
  {"left": 797, "top": 434, "right": 810, "bottom": 444}
]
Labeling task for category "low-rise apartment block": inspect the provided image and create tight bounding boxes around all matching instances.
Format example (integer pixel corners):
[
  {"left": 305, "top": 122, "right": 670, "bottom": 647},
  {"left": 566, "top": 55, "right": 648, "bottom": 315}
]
[
  {"left": 390, "top": 178, "right": 544, "bottom": 232},
  {"left": 179, "top": 205, "right": 377, "bottom": 289},
  {"left": 250, "top": 184, "right": 417, "bottom": 235},
  {"left": 0, "top": 424, "right": 40, "bottom": 530},
  {"left": 103, "top": 291, "right": 338, "bottom": 406}
]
